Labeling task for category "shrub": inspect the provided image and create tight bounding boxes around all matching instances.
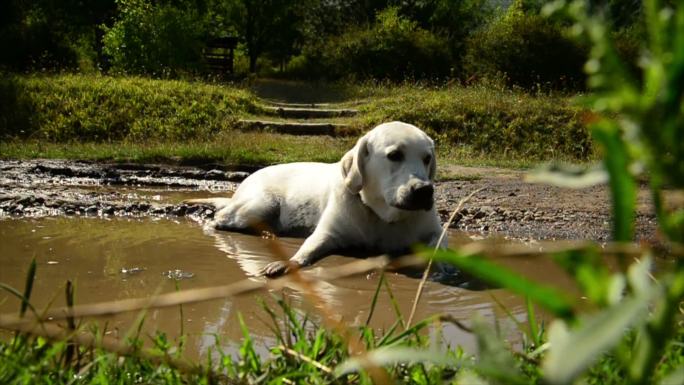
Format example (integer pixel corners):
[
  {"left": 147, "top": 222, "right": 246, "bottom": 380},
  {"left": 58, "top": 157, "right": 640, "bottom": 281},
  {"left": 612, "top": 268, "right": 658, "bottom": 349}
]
[
  {"left": 464, "top": 0, "right": 587, "bottom": 90},
  {"left": 290, "top": 7, "right": 452, "bottom": 82},
  {"left": 611, "top": 24, "right": 644, "bottom": 79},
  {"left": 102, "top": 0, "right": 207, "bottom": 77}
]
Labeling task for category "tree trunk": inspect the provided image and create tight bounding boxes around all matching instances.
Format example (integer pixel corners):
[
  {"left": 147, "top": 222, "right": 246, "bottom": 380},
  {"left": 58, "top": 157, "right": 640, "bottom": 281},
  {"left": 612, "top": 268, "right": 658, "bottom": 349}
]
[
  {"left": 245, "top": 0, "right": 258, "bottom": 74},
  {"left": 249, "top": 52, "right": 258, "bottom": 73}
]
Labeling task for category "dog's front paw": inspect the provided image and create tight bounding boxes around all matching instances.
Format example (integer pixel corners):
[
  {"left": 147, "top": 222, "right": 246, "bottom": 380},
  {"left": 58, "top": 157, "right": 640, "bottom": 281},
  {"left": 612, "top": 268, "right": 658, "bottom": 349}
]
[{"left": 261, "top": 260, "right": 292, "bottom": 278}]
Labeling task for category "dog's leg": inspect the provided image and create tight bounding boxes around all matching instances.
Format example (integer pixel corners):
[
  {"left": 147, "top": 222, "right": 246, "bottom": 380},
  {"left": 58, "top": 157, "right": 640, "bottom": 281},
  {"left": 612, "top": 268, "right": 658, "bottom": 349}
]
[
  {"left": 212, "top": 195, "right": 278, "bottom": 233},
  {"left": 427, "top": 231, "right": 448, "bottom": 249},
  {"left": 261, "top": 229, "right": 336, "bottom": 277},
  {"left": 425, "top": 224, "right": 455, "bottom": 277}
]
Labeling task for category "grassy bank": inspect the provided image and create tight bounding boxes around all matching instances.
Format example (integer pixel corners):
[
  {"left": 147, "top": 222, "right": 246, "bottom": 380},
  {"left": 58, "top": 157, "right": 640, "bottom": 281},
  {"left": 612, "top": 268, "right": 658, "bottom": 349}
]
[
  {"left": 0, "top": 74, "right": 259, "bottom": 141},
  {"left": 0, "top": 74, "right": 593, "bottom": 168},
  {"left": 355, "top": 83, "right": 592, "bottom": 161}
]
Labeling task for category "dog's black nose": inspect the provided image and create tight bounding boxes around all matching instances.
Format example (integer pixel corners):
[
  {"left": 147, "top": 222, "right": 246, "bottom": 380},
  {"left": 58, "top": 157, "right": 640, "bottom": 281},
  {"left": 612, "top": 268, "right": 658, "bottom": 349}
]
[
  {"left": 408, "top": 183, "right": 434, "bottom": 210},
  {"left": 413, "top": 183, "right": 433, "bottom": 201}
]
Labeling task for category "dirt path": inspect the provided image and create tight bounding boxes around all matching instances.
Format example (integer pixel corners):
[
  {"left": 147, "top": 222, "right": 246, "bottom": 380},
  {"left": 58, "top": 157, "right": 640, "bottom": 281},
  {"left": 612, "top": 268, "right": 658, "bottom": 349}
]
[
  {"left": 0, "top": 159, "right": 658, "bottom": 242},
  {"left": 435, "top": 165, "right": 657, "bottom": 241}
]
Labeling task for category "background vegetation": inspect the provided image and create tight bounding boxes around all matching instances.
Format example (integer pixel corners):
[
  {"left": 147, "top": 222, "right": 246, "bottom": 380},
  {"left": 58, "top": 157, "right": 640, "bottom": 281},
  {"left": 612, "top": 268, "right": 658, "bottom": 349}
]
[
  {"left": 0, "top": 75, "right": 591, "bottom": 165},
  {"left": 0, "top": 0, "right": 643, "bottom": 89}
]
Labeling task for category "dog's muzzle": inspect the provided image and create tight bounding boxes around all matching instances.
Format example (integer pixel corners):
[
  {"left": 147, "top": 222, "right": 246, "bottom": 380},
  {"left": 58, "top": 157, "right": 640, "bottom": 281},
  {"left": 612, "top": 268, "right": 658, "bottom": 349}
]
[{"left": 394, "top": 182, "right": 434, "bottom": 211}]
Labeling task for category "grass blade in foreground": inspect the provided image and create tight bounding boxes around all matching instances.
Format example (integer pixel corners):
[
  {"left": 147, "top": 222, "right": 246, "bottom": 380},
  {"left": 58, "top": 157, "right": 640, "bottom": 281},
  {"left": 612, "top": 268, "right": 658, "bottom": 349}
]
[
  {"left": 431, "top": 249, "right": 574, "bottom": 319},
  {"left": 592, "top": 120, "right": 636, "bottom": 242},
  {"left": 20, "top": 257, "right": 36, "bottom": 318},
  {"left": 542, "top": 286, "right": 655, "bottom": 385},
  {"left": 470, "top": 318, "right": 527, "bottom": 385}
]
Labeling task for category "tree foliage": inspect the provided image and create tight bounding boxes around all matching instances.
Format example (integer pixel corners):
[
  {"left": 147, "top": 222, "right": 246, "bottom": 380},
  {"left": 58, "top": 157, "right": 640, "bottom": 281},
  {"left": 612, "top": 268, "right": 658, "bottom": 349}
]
[
  {"left": 464, "top": 0, "right": 588, "bottom": 90},
  {"left": 0, "top": 0, "right": 116, "bottom": 71},
  {"left": 102, "top": 0, "right": 207, "bottom": 76},
  {"left": 291, "top": 7, "right": 452, "bottom": 81},
  {"left": 0, "top": 0, "right": 648, "bottom": 89}
]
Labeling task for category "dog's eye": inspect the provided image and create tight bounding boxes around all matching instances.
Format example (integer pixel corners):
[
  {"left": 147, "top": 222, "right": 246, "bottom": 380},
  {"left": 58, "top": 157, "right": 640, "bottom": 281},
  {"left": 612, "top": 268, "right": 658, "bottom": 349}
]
[
  {"left": 387, "top": 150, "right": 404, "bottom": 162},
  {"left": 423, "top": 155, "right": 432, "bottom": 165}
]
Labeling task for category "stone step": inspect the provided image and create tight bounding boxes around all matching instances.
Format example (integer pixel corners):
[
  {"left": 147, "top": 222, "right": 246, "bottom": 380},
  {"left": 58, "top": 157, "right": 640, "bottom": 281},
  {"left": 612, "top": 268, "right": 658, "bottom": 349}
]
[
  {"left": 260, "top": 105, "right": 358, "bottom": 119},
  {"left": 237, "top": 120, "right": 346, "bottom": 136},
  {"left": 265, "top": 101, "right": 333, "bottom": 108}
]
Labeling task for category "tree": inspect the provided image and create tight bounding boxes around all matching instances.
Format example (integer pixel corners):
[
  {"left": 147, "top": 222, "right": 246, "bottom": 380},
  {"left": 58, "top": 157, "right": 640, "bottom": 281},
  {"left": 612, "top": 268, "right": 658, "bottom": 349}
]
[
  {"left": 0, "top": 0, "right": 116, "bottom": 70},
  {"left": 219, "top": 0, "right": 299, "bottom": 73}
]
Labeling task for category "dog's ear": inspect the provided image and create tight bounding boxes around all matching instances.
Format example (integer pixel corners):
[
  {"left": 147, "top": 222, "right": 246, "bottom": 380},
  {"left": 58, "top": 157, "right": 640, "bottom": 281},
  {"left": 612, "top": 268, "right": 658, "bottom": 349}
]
[
  {"left": 341, "top": 136, "right": 368, "bottom": 194},
  {"left": 428, "top": 146, "right": 436, "bottom": 181},
  {"left": 427, "top": 137, "right": 437, "bottom": 180}
]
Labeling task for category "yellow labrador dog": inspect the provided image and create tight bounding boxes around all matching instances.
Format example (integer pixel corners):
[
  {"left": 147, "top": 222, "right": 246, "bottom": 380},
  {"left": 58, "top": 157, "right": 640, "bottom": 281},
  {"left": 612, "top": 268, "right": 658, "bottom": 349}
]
[{"left": 188, "top": 121, "right": 445, "bottom": 277}]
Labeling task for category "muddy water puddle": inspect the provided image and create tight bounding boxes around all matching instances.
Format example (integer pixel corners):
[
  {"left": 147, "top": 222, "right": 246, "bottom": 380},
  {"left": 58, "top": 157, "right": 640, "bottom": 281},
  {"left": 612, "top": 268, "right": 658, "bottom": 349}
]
[{"left": 0, "top": 215, "right": 572, "bottom": 360}]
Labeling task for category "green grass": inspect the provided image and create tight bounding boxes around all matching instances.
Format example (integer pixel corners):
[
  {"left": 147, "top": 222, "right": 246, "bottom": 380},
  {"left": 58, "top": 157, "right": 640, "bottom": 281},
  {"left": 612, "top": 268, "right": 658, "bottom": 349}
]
[
  {"left": 0, "top": 74, "right": 595, "bottom": 168},
  {"left": 1, "top": 285, "right": 681, "bottom": 385},
  {"left": 0, "top": 132, "right": 354, "bottom": 166},
  {"left": 0, "top": 136, "right": 549, "bottom": 169}
]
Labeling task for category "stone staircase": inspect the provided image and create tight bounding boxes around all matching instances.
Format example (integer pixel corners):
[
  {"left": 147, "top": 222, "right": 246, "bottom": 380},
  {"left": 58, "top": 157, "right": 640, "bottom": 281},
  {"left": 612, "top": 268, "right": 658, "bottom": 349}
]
[{"left": 237, "top": 101, "right": 359, "bottom": 136}]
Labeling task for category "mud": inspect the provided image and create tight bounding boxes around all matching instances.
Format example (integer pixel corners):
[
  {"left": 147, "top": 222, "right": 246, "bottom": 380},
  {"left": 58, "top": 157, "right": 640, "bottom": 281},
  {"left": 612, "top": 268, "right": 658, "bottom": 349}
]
[
  {"left": 435, "top": 165, "right": 659, "bottom": 242},
  {"left": 0, "top": 159, "right": 660, "bottom": 242},
  {"left": 0, "top": 159, "right": 245, "bottom": 220}
]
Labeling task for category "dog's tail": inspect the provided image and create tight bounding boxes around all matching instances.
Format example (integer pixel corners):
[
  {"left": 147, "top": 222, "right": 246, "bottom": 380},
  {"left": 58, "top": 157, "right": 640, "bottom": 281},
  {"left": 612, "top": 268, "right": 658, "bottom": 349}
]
[{"left": 184, "top": 198, "right": 232, "bottom": 211}]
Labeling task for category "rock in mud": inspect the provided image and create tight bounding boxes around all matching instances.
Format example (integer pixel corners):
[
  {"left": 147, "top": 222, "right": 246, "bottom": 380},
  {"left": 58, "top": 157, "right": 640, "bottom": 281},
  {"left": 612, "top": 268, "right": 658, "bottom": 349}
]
[
  {"left": 164, "top": 269, "right": 195, "bottom": 280},
  {"left": 226, "top": 171, "right": 250, "bottom": 182},
  {"left": 121, "top": 267, "right": 146, "bottom": 276}
]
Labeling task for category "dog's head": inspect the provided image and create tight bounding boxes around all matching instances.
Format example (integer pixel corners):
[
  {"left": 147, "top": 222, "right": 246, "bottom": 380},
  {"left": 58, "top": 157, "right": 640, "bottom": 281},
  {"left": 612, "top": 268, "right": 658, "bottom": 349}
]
[{"left": 341, "top": 121, "right": 436, "bottom": 222}]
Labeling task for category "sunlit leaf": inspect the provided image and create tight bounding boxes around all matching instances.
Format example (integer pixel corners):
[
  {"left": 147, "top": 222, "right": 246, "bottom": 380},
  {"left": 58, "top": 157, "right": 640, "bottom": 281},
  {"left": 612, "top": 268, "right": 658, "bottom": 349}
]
[
  {"left": 526, "top": 297, "right": 541, "bottom": 347},
  {"left": 592, "top": 119, "right": 636, "bottom": 241},
  {"left": 658, "top": 365, "right": 684, "bottom": 385},
  {"left": 627, "top": 255, "right": 653, "bottom": 296},
  {"left": 525, "top": 162, "right": 607, "bottom": 188},
  {"left": 607, "top": 274, "right": 626, "bottom": 305},
  {"left": 543, "top": 288, "right": 655, "bottom": 385},
  {"left": 334, "top": 347, "right": 452, "bottom": 376},
  {"left": 455, "top": 369, "right": 491, "bottom": 385}
]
